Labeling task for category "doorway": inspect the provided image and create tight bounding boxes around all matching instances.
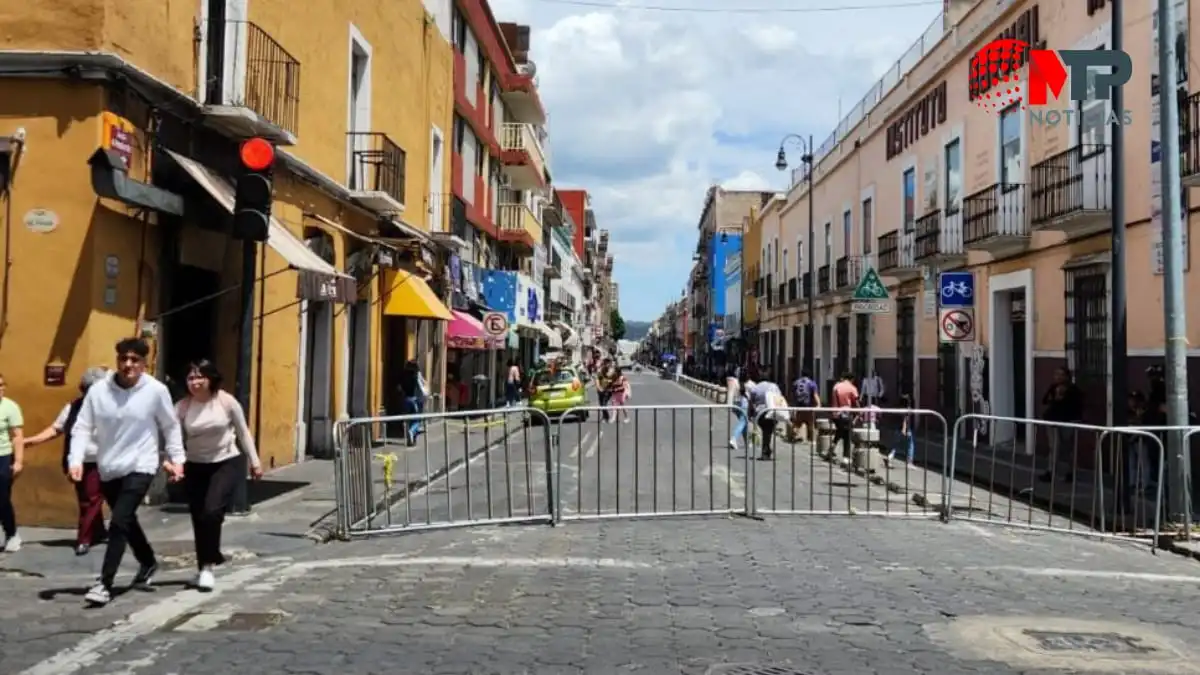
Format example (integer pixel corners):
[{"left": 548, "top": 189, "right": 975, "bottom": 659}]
[
  {"left": 347, "top": 300, "right": 371, "bottom": 419},
  {"left": 163, "top": 264, "right": 219, "bottom": 400},
  {"left": 302, "top": 302, "right": 335, "bottom": 456},
  {"left": 988, "top": 269, "right": 1034, "bottom": 447},
  {"left": 835, "top": 316, "right": 850, "bottom": 380}
]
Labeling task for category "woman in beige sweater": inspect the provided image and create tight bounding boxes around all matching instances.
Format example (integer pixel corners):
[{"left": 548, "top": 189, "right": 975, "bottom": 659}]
[{"left": 177, "top": 359, "right": 262, "bottom": 591}]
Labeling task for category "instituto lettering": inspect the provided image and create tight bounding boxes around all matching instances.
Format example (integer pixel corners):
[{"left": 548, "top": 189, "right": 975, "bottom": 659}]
[{"left": 885, "top": 81, "right": 948, "bottom": 160}]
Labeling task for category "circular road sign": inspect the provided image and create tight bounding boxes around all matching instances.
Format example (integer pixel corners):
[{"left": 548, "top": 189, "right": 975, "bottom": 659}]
[
  {"left": 941, "top": 309, "right": 973, "bottom": 341},
  {"left": 482, "top": 311, "right": 510, "bottom": 337}
]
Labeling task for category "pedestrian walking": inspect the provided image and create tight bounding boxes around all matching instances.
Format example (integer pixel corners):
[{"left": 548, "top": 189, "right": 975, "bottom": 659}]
[
  {"left": 1038, "top": 367, "right": 1083, "bottom": 482},
  {"left": 830, "top": 371, "right": 860, "bottom": 460},
  {"left": 24, "top": 367, "right": 110, "bottom": 555},
  {"left": 398, "top": 360, "right": 427, "bottom": 446},
  {"left": 886, "top": 393, "right": 915, "bottom": 468},
  {"left": 861, "top": 370, "right": 884, "bottom": 405},
  {"left": 728, "top": 369, "right": 749, "bottom": 450},
  {"left": 790, "top": 368, "right": 821, "bottom": 443},
  {"left": 0, "top": 373, "right": 24, "bottom": 553},
  {"left": 505, "top": 359, "right": 522, "bottom": 407},
  {"left": 177, "top": 359, "right": 262, "bottom": 591},
  {"left": 610, "top": 370, "right": 632, "bottom": 424},
  {"left": 69, "top": 338, "right": 185, "bottom": 607},
  {"left": 596, "top": 360, "right": 618, "bottom": 422},
  {"left": 747, "top": 377, "right": 786, "bottom": 460}
]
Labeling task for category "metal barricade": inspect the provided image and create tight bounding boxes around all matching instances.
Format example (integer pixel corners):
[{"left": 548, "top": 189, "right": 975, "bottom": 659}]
[
  {"left": 749, "top": 406, "right": 949, "bottom": 518},
  {"left": 553, "top": 404, "right": 748, "bottom": 522},
  {"left": 947, "top": 414, "right": 1165, "bottom": 548},
  {"left": 1100, "top": 425, "right": 1196, "bottom": 540},
  {"left": 333, "top": 407, "right": 555, "bottom": 538}
]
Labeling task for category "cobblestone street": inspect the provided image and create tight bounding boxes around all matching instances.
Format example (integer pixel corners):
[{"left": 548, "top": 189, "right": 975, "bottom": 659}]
[{"left": 7, "top": 517, "right": 1200, "bottom": 675}]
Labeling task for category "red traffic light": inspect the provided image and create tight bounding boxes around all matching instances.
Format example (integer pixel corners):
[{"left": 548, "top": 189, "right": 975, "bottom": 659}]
[{"left": 239, "top": 138, "right": 275, "bottom": 171}]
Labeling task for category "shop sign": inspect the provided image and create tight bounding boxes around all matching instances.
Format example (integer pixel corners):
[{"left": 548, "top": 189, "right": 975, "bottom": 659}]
[{"left": 100, "top": 111, "right": 136, "bottom": 170}]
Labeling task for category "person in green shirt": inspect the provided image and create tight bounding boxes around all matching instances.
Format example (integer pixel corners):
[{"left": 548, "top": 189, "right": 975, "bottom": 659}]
[{"left": 0, "top": 373, "right": 25, "bottom": 552}]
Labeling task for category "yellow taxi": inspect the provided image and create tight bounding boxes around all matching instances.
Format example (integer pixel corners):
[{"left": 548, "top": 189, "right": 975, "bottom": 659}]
[{"left": 528, "top": 365, "right": 589, "bottom": 422}]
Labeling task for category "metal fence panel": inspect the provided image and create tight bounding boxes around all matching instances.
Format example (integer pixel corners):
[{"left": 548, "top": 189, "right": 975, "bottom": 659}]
[
  {"left": 333, "top": 407, "right": 555, "bottom": 538},
  {"left": 749, "top": 406, "right": 950, "bottom": 519},
  {"left": 948, "top": 414, "right": 1166, "bottom": 548},
  {"left": 552, "top": 404, "right": 747, "bottom": 522}
]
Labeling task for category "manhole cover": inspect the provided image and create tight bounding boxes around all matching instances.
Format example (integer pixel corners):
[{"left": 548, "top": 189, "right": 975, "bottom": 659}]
[
  {"left": 1023, "top": 630, "right": 1156, "bottom": 654},
  {"left": 706, "top": 665, "right": 809, "bottom": 675}
]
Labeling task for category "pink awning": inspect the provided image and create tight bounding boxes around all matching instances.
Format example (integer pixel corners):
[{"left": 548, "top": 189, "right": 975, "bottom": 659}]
[{"left": 447, "top": 310, "right": 500, "bottom": 350}]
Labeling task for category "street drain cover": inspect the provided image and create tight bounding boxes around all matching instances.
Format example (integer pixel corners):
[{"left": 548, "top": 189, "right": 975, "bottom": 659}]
[
  {"left": 706, "top": 665, "right": 809, "bottom": 675},
  {"left": 925, "top": 616, "right": 1200, "bottom": 674},
  {"left": 1023, "top": 630, "right": 1156, "bottom": 654}
]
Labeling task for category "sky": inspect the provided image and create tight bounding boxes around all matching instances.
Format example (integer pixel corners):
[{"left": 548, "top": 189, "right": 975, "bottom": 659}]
[{"left": 488, "top": 0, "right": 945, "bottom": 322}]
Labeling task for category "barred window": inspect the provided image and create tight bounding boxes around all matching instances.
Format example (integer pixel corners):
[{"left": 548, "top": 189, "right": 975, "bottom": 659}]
[{"left": 1064, "top": 263, "right": 1108, "bottom": 409}]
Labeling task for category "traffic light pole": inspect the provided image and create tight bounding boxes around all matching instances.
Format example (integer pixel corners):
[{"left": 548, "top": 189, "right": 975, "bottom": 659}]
[
  {"left": 231, "top": 237, "right": 256, "bottom": 515},
  {"left": 228, "top": 137, "right": 275, "bottom": 516}
]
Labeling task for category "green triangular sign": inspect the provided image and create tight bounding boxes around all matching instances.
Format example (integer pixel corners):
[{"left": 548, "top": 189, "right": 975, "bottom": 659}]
[{"left": 852, "top": 268, "right": 890, "bottom": 301}]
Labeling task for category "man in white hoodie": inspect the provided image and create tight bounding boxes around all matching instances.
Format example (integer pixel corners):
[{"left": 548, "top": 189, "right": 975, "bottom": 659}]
[{"left": 69, "top": 337, "right": 185, "bottom": 606}]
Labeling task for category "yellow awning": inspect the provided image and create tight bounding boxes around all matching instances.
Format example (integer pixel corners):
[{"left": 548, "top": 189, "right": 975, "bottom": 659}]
[{"left": 382, "top": 269, "right": 452, "bottom": 320}]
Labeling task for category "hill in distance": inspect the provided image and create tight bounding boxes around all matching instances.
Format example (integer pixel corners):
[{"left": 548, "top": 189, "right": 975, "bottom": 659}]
[{"left": 623, "top": 320, "right": 651, "bottom": 341}]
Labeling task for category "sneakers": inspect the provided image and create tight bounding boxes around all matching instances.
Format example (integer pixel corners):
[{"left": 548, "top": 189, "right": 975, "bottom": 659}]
[
  {"left": 2, "top": 533, "right": 21, "bottom": 552},
  {"left": 84, "top": 583, "right": 112, "bottom": 606},
  {"left": 194, "top": 567, "right": 215, "bottom": 592},
  {"left": 131, "top": 561, "right": 159, "bottom": 589}
]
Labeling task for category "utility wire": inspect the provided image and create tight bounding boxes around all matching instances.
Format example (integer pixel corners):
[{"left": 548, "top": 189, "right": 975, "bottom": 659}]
[{"left": 527, "top": 0, "right": 940, "bottom": 13}]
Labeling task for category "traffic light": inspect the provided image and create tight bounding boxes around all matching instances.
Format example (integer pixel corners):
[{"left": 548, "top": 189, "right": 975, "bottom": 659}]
[{"left": 231, "top": 137, "right": 275, "bottom": 241}]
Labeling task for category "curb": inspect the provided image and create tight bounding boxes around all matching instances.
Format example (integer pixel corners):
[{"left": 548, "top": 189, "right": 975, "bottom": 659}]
[{"left": 306, "top": 423, "right": 535, "bottom": 543}]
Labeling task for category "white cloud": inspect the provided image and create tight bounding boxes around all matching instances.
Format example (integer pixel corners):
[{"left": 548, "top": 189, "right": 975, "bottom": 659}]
[{"left": 490, "top": 0, "right": 943, "bottom": 320}]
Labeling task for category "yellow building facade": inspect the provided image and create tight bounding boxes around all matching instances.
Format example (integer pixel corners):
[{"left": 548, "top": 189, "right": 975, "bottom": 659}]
[
  {"left": 0, "top": 0, "right": 455, "bottom": 525},
  {"left": 760, "top": 0, "right": 1200, "bottom": 437}
]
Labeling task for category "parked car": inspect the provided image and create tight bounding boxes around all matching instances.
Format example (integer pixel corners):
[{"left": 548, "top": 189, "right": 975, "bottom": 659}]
[{"left": 528, "top": 366, "right": 589, "bottom": 423}]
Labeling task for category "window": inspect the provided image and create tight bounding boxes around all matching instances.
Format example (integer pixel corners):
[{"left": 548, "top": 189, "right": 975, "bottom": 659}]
[
  {"left": 862, "top": 198, "right": 873, "bottom": 253},
  {"left": 1064, "top": 264, "right": 1109, "bottom": 422},
  {"left": 902, "top": 168, "right": 916, "bottom": 232},
  {"left": 823, "top": 222, "right": 832, "bottom": 264},
  {"left": 842, "top": 210, "right": 852, "bottom": 256},
  {"left": 1078, "top": 46, "right": 1108, "bottom": 151},
  {"left": 783, "top": 248, "right": 789, "bottom": 278},
  {"left": 797, "top": 238, "right": 804, "bottom": 273},
  {"left": 453, "top": 115, "right": 466, "bottom": 153},
  {"left": 451, "top": 6, "right": 466, "bottom": 49},
  {"left": 1000, "top": 104, "right": 1022, "bottom": 184},
  {"left": 475, "top": 143, "right": 485, "bottom": 175},
  {"left": 944, "top": 139, "right": 962, "bottom": 213}
]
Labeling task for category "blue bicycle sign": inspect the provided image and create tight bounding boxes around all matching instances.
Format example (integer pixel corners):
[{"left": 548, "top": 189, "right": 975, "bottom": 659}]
[{"left": 938, "top": 271, "right": 975, "bottom": 308}]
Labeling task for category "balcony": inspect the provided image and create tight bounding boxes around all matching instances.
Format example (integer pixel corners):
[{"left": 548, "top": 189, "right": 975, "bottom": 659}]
[
  {"left": 598, "top": 229, "right": 609, "bottom": 255},
  {"left": 1030, "top": 144, "right": 1112, "bottom": 240},
  {"left": 347, "top": 132, "right": 406, "bottom": 213},
  {"left": 200, "top": 20, "right": 300, "bottom": 144},
  {"left": 1182, "top": 91, "right": 1200, "bottom": 186},
  {"left": 834, "top": 254, "right": 871, "bottom": 296},
  {"left": 963, "top": 183, "right": 1030, "bottom": 256},
  {"left": 787, "top": 277, "right": 798, "bottom": 303},
  {"left": 497, "top": 202, "right": 542, "bottom": 250},
  {"left": 877, "top": 230, "right": 921, "bottom": 280},
  {"left": 542, "top": 192, "right": 565, "bottom": 228},
  {"left": 777, "top": 282, "right": 786, "bottom": 305},
  {"left": 500, "top": 123, "right": 547, "bottom": 189},
  {"left": 802, "top": 272, "right": 812, "bottom": 300},
  {"left": 502, "top": 64, "right": 548, "bottom": 126},
  {"left": 817, "top": 264, "right": 832, "bottom": 295},
  {"left": 913, "top": 208, "right": 966, "bottom": 266}
]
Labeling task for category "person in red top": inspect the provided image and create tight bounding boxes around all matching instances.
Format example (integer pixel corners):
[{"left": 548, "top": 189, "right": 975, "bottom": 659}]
[{"left": 830, "top": 371, "right": 859, "bottom": 459}]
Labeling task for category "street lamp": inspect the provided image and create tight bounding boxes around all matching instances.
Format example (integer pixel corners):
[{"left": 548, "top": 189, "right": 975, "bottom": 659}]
[{"left": 775, "top": 133, "right": 815, "bottom": 377}]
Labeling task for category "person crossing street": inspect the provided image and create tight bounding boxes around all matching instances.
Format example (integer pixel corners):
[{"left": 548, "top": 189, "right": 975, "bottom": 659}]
[{"left": 69, "top": 338, "right": 185, "bottom": 607}]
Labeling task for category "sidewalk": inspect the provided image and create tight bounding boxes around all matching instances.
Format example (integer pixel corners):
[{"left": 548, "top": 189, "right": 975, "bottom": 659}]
[
  {"left": 0, "top": 416, "right": 537, "bottom": 580},
  {"left": 910, "top": 432, "right": 1165, "bottom": 536}
]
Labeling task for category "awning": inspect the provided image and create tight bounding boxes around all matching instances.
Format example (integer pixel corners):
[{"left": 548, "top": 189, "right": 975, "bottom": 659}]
[
  {"left": 535, "top": 322, "right": 562, "bottom": 349},
  {"left": 551, "top": 321, "right": 581, "bottom": 348},
  {"left": 165, "top": 149, "right": 356, "bottom": 303},
  {"left": 447, "top": 310, "right": 500, "bottom": 350},
  {"left": 381, "top": 268, "right": 452, "bottom": 320}
]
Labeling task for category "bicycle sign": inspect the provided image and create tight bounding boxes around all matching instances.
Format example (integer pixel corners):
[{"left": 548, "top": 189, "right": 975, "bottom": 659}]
[
  {"left": 938, "top": 271, "right": 974, "bottom": 308},
  {"left": 851, "top": 267, "right": 891, "bottom": 314}
]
